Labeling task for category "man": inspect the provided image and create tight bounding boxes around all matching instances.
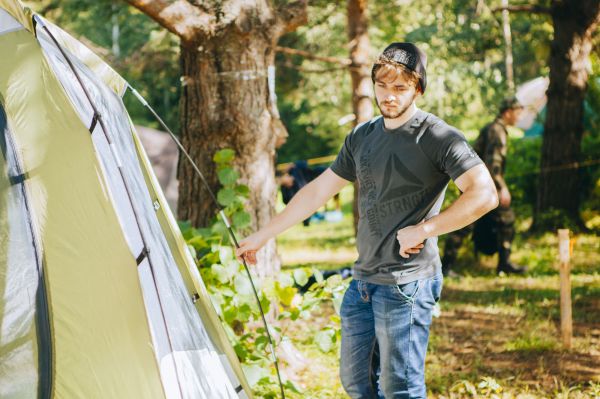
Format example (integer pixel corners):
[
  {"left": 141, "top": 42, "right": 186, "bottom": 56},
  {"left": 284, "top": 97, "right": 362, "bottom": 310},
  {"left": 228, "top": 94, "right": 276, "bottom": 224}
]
[
  {"left": 236, "top": 43, "right": 498, "bottom": 398},
  {"left": 442, "top": 97, "right": 526, "bottom": 276}
]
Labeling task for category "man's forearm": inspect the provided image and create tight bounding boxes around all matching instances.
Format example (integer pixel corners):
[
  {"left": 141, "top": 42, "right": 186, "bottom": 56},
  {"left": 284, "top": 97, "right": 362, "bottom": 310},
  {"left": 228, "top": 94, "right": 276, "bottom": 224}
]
[
  {"left": 421, "top": 186, "right": 498, "bottom": 239},
  {"left": 258, "top": 180, "right": 332, "bottom": 240}
]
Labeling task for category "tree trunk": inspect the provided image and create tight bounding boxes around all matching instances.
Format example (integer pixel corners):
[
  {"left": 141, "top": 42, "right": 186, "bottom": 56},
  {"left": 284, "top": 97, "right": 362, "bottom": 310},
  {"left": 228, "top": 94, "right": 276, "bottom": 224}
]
[
  {"left": 177, "top": 33, "right": 286, "bottom": 273},
  {"left": 347, "top": 0, "right": 373, "bottom": 235},
  {"left": 125, "top": 0, "right": 307, "bottom": 274},
  {"left": 501, "top": 0, "right": 515, "bottom": 93},
  {"left": 111, "top": 2, "right": 120, "bottom": 58},
  {"left": 535, "top": 0, "right": 600, "bottom": 230}
]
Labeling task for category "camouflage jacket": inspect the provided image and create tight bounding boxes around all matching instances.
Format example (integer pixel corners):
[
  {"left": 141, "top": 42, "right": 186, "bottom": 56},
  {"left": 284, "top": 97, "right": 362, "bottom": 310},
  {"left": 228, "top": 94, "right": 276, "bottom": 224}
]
[{"left": 473, "top": 118, "right": 508, "bottom": 191}]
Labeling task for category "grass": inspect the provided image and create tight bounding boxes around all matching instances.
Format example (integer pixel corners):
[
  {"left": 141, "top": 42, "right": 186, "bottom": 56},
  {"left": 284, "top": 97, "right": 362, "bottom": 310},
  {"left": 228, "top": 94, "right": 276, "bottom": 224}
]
[{"left": 273, "top": 186, "right": 600, "bottom": 398}]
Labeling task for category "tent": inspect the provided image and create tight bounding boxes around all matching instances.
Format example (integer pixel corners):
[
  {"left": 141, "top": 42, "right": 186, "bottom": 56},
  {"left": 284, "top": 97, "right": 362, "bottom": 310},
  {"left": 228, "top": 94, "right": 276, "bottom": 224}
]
[
  {"left": 515, "top": 76, "right": 548, "bottom": 136},
  {"left": 136, "top": 125, "right": 179, "bottom": 213},
  {"left": 515, "top": 76, "right": 599, "bottom": 137},
  {"left": 0, "top": 1, "right": 252, "bottom": 398}
]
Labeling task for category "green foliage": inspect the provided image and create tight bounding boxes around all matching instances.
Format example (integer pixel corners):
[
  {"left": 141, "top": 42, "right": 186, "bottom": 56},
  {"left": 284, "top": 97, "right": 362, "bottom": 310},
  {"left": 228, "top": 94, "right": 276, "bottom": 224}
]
[
  {"left": 275, "top": 3, "right": 351, "bottom": 164},
  {"left": 214, "top": 149, "right": 236, "bottom": 165},
  {"left": 504, "top": 136, "right": 541, "bottom": 216},
  {"left": 581, "top": 54, "right": 600, "bottom": 228},
  {"left": 179, "top": 149, "right": 281, "bottom": 394},
  {"left": 180, "top": 148, "right": 349, "bottom": 397},
  {"left": 276, "top": 99, "right": 337, "bottom": 164},
  {"left": 276, "top": 0, "right": 553, "bottom": 166},
  {"left": 451, "top": 377, "right": 503, "bottom": 397},
  {"left": 34, "top": 0, "right": 597, "bottom": 226}
]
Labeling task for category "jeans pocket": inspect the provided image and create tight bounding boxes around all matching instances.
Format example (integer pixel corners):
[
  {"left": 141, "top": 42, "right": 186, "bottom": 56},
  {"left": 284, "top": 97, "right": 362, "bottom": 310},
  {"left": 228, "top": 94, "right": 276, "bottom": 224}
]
[
  {"left": 431, "top": 275, "right": 443, "bottom": 303},
  {"left": 413, "top": 275, "right": 443, "bottom": 326},
  {"left": 394, "top": 280, "right": 420, "bottom": 303}
]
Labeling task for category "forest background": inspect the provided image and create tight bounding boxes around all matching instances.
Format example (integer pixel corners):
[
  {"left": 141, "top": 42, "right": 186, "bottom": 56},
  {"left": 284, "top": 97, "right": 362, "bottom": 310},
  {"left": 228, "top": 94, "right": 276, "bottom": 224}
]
[{"left": 23, "top": 0, "right": 600, "bottom": 397}]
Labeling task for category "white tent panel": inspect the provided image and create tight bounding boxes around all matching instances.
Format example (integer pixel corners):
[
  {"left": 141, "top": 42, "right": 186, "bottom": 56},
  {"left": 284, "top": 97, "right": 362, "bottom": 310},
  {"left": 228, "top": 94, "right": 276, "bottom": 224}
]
[
  {"left": 0, "top": 105, "right": 40, "bottom": 398},
  {"left": 0, "top": 164, "right": 40, "bottom": 399},
  {"left": 161, "top": 349, "right": 240, "bottom": 399},
  {"left": 0, "top": 8, "right": 23, "bottom": 35}
]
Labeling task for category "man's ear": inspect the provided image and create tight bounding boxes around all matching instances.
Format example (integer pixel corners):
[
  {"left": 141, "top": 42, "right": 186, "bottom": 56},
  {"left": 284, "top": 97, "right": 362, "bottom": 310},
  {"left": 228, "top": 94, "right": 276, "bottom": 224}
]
[{"left": 415, "top": 82, "right": 423, "bottom": 96}]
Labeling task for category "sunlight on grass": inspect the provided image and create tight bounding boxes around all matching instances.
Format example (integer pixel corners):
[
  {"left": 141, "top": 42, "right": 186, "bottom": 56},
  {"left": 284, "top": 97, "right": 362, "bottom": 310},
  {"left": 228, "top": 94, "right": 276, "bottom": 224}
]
[
  {"left": 504, "top": 319, "right": 559, "bottom": 352},
  {"left": 277, "top": 185, "right": 357, "bottom": 269}
]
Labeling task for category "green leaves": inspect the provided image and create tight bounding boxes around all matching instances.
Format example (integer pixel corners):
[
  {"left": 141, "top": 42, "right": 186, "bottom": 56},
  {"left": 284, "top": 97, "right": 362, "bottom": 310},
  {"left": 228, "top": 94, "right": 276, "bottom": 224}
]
[
  {"left": 235, "top": 184, "right": 250, "bottom": 196},
  {"left": 182, "top": 147, "right": 335, "bottom": 397},
  {"left": 232, "top": 211, "right": 251, "bottom": 228},
  {"left": 217, "top": 188, "right": 237, "bottom": 207},
  {"left": 314, "top": 328, "right": 337, "bottom": 353},
  {"left": 293, "top": 268, "right": 309, "bottom": 287},
  {"left": 218, "top": 167, "right": 239, "bottom": 186},
  {"left": 234, "top": 274, "right": 254, "bottom": 297},
  {"left": 274, "top": 284, "right": 297, "bottom": 307},
  {"left": 212, "top": 148, "right": 252, "bottom": 233},
  {"left": 213, "top": 149, "right": 235, "bottom": 164},
  {"left": 241, "top": 364, "right": 271, "bottom": 387}
]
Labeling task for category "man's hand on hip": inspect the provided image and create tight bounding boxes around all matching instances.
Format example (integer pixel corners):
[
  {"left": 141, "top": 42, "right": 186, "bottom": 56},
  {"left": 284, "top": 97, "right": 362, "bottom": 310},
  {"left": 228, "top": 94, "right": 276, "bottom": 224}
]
[{"left": 396, "top": 222, "right": 427, "bottom": 259}]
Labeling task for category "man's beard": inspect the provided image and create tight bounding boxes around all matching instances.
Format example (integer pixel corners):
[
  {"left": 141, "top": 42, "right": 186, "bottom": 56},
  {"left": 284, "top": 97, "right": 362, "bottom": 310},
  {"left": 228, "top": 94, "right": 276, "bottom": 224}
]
[{"left": 376, "top": 95, "right": 415, "bottom": 119}]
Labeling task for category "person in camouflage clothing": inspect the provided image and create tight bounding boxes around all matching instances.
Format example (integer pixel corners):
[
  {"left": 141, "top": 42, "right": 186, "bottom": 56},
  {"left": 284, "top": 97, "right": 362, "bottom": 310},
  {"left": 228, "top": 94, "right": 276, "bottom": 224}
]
[{"left": 442, "top": 97, "right": 527, "bottom": 276}]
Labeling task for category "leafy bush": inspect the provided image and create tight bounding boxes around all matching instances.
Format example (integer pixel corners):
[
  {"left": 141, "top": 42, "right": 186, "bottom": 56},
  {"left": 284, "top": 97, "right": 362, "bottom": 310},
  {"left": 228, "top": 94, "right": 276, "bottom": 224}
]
[{"left": 179, "top": 148, "right": 348, "bottom": 397}]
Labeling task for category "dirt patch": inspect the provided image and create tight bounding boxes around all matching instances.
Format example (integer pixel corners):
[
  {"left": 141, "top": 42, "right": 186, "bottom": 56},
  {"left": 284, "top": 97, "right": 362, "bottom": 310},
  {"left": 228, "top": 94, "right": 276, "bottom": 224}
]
[
  {"left": 280, "top": 284, "right": 600, "bottom": 397},
  {"left": 432, "top": 307, "right": 600, "bottom": 392}
]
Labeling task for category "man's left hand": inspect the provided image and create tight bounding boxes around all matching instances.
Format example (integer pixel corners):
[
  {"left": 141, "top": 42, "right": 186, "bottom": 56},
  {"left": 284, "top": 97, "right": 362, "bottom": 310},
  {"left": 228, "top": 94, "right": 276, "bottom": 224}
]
[{"left": 396, "top": 224, "right": 427, "bottom": 258}]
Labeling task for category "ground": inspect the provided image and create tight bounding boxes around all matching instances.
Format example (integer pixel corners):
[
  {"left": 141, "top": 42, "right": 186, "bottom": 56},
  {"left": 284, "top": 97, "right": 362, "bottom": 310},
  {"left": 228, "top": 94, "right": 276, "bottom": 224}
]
[{"left": 274, "top": 186, "right": 600, "bottom": 398}]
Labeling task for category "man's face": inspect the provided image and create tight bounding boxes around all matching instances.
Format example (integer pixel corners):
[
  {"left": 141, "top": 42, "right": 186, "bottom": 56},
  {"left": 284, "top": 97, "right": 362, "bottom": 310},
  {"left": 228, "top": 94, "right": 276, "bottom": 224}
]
[
  {"left": 279, "top": 173, "right": 294, "bottom": 188},
  {"left": 374, "top": 73, "right": 420, "bottom": 120},
  {"left": 504, "top": 107, "right": 523, "bottom": 126}
]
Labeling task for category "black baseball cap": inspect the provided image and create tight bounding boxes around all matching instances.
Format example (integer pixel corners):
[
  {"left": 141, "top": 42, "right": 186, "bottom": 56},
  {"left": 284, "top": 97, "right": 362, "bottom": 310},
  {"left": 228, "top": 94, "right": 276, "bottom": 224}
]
[{"left": 372, "top": 42, "right": 428, "bottom": 93}]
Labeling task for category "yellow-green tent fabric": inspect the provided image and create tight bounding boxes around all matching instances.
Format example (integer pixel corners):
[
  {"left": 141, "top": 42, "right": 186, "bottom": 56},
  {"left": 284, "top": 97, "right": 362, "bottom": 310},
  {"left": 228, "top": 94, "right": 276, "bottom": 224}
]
[{"left": 0, "top": 1, "right": 252, "bottom": 398}]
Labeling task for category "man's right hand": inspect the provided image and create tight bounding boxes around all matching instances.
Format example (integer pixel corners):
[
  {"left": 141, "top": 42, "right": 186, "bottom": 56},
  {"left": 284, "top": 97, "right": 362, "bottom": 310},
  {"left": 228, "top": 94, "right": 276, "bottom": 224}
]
[
  {"left": 499, "top": 186, "right": 511, "bottom": 208},
  {"left": 235, "top": 232, "right": 268, "bottom": 265},
  {"left": 234, "top": 169, "right": 350, "bottom": 265}
]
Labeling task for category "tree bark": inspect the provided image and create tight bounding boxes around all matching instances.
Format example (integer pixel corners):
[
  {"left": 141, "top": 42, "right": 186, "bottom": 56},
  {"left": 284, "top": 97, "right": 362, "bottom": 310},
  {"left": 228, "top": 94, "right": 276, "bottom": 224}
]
[
  {"left": 178, "top": 35, "right": 284, "bottom": 271},
  {"left": 125, "top": 0, "right": 308, "bottom": 273},
  {"left": 535, "top": 0, "right": 600, "bottom": 230},
  {"left": 347, "top": 0, "right": 373, "bottom": 235},
  {"left": 501, "top": 0, "right": 515, "bottom": 93}
]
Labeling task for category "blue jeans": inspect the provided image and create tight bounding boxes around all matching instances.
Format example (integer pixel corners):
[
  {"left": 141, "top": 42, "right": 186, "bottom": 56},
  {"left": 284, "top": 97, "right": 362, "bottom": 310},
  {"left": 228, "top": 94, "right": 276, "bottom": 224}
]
[{"left": 340, "top": 274, "right": 443, "bottom": 399}]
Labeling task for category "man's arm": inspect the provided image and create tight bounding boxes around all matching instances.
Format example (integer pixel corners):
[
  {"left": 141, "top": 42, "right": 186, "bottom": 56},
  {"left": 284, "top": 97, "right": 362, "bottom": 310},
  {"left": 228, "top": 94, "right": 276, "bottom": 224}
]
[
  {"left": 235, "top": 169, "right": 349, "bottom": 263},
  {"left": 396, "top": 164, "right": 498, "bottom": 258}
]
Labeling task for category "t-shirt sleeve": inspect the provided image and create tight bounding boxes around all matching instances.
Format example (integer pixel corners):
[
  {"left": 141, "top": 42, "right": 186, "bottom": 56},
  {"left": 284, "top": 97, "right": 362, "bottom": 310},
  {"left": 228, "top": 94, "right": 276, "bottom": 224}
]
[
  {"left": 423, "top": 122, "right": 484, "bottom": 181},
  {"left": 330, "top": 132, "right": 356, "bottom": 182}
]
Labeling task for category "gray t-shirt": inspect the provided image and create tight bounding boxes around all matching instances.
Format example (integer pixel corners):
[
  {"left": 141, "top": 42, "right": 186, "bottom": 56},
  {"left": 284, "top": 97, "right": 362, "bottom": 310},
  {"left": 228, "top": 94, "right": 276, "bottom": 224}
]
[{"left": 330, "top": 110, "right": 483, "bottom": 285}]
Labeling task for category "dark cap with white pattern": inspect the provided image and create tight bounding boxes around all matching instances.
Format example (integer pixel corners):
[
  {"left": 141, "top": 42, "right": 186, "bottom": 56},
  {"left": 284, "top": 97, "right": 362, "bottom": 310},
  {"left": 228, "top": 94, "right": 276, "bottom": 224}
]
[{"left": 372, "top": 42, "right": 428, "bottom": 93}]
